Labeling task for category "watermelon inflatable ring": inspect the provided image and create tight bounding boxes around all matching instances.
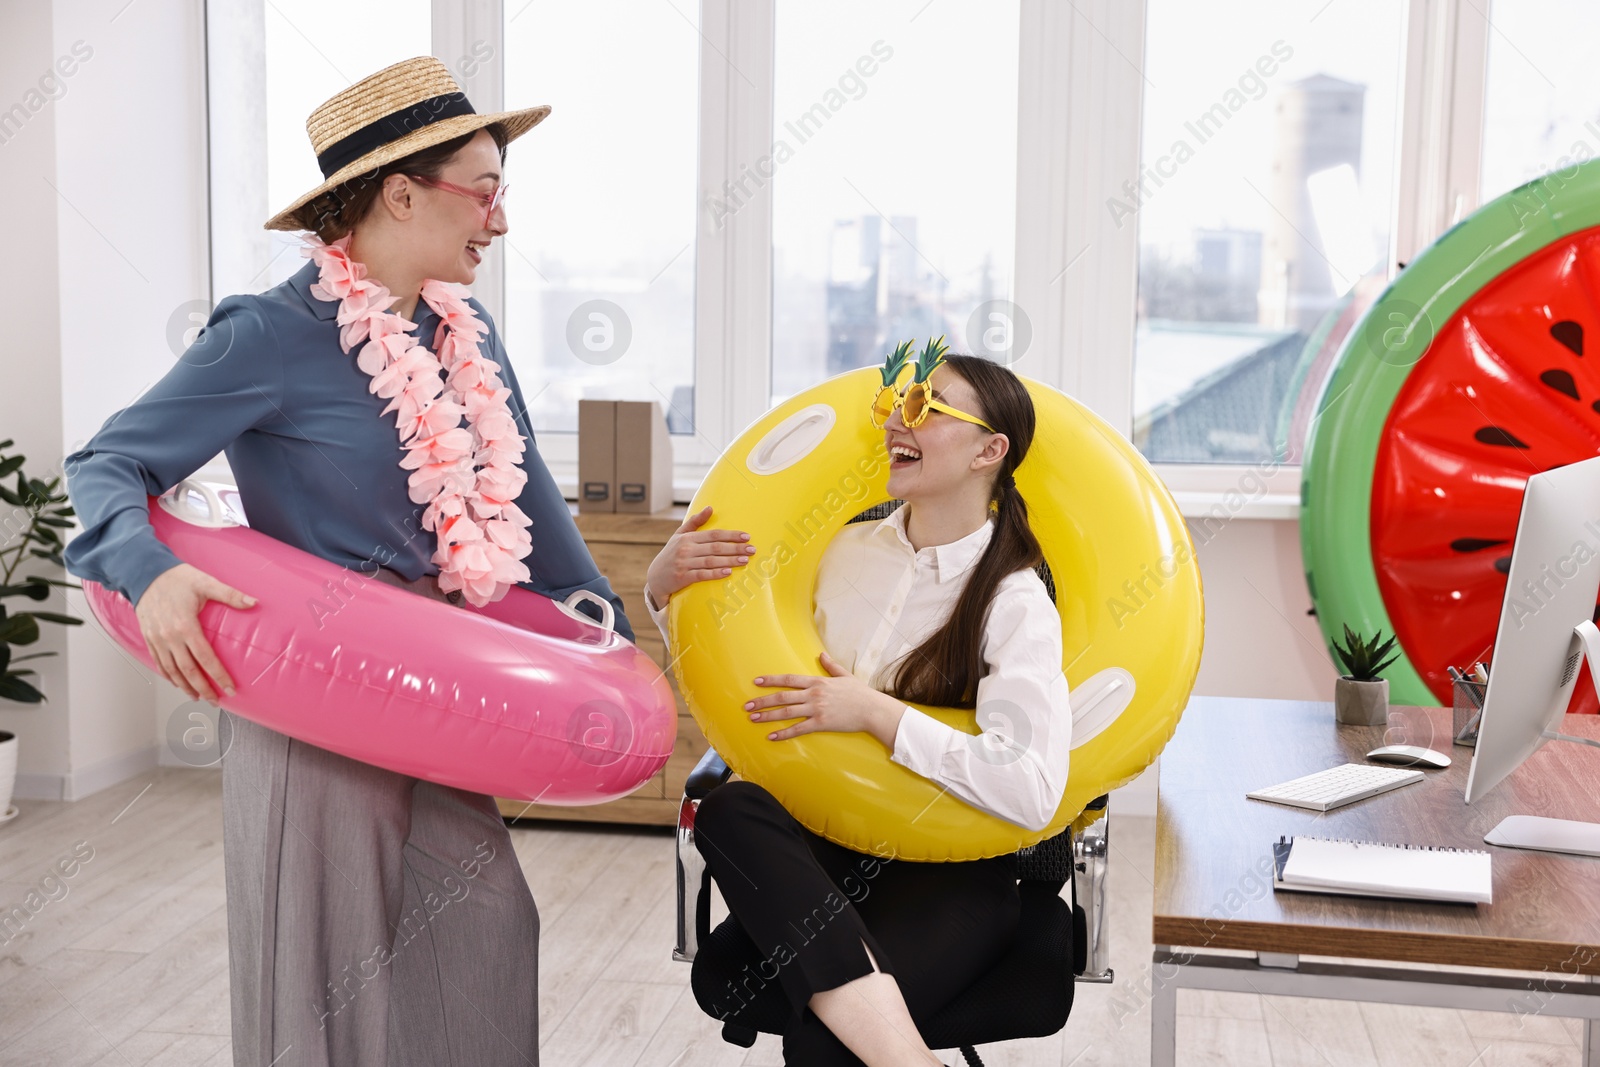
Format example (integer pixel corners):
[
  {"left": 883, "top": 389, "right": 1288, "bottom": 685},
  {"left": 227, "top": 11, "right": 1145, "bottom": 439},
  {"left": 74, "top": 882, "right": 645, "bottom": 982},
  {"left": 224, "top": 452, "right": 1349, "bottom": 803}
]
[{"left": 1302, "top": 161, "right": 1600, "bottom": 713}]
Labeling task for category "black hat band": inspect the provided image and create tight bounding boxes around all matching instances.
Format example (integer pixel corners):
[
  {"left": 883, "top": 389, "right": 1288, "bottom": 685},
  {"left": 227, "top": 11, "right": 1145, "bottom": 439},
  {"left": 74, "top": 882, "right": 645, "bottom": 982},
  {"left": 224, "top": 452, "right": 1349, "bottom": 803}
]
[{"left": 315, "top": 92, "right": 477, "bottom": 179}]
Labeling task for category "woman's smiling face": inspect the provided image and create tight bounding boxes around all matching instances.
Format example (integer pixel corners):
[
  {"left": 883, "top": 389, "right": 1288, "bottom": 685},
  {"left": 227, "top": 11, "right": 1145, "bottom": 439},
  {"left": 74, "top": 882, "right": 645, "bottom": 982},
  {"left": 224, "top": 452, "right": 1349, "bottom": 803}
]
[
  {"left": 883, "top": 365, "right": 1006, "bottom": 502},
  {"left": 401, "top": 128, "right": 508, "bottom": 286}
]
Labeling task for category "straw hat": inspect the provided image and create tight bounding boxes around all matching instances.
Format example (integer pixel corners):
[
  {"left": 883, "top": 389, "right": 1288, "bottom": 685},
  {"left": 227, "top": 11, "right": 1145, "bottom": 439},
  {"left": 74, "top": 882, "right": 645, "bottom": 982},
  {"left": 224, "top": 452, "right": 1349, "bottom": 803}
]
[{"left": 263, "top": 56, "right": 550, "bottom": 232}]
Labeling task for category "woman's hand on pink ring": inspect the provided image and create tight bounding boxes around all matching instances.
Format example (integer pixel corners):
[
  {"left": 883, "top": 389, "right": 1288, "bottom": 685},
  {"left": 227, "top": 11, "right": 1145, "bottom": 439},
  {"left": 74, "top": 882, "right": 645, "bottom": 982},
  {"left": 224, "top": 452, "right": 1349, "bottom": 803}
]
[{"left": 134, "top": 563, "right": 256, "bottom": 703}]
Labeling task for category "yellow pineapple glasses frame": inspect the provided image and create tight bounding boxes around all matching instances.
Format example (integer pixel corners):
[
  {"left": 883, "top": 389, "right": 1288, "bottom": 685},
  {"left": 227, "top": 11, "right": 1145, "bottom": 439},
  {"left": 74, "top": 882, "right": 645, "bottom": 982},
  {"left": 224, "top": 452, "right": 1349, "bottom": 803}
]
[{"left": 868, "top": 336, "right": 995, "bottom": 433}]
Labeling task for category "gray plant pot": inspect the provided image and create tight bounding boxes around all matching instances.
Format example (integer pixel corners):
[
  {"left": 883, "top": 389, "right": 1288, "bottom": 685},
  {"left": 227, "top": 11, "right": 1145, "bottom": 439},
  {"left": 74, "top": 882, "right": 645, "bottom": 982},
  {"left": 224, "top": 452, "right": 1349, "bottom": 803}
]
[{"left": 1335, "top": 676, "right": 1389, "bottom": 726}]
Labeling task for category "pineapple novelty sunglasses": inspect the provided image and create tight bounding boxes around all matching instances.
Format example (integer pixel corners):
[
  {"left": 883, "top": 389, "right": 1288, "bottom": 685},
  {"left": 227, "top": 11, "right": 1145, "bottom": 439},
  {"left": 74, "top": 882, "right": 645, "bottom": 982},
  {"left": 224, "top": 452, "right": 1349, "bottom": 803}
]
[{"left": 869, "top": 337, "right": 996, "bottom": 432}]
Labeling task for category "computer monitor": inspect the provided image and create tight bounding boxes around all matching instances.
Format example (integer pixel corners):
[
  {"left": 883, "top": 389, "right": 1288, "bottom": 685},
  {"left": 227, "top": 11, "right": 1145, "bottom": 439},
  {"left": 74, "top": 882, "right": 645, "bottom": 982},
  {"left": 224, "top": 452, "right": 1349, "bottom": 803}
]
[{"left": 1463, "top": 454, "right": 1600, "bottom": 855}]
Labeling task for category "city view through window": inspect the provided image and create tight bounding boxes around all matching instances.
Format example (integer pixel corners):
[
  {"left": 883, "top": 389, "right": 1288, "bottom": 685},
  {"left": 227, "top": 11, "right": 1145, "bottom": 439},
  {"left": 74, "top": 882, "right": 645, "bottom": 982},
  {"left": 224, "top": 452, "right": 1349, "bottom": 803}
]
[{"left": 1133, "top": 0, "right": 1403, "bottom": 465}]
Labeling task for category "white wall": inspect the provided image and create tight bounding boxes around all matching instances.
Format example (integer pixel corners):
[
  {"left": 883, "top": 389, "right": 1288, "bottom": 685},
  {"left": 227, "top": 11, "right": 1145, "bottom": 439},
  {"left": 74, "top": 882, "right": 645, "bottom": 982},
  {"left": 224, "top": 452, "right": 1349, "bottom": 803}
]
[
  {"left": 0, "top": 0, "right": 73, "bottom": 794},
  {"left": 1, "top": 0, "right": 211, "bottom": 800},
  {"left": 1190, "top": 516, "right": 1336, "bottom": 702}
]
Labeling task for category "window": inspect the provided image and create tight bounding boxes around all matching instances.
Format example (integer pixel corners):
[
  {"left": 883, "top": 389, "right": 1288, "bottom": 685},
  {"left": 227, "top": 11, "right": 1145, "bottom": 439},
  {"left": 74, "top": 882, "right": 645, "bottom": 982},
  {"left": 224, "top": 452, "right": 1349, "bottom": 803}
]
[
  {"left": 1133, "top": 0, "right": 1406, "bottom": 465},
  {"left": 769, "top": 0, "right": 1019, "bottom": 405},
  {"left": 260, "top": 0, "right": 431, "bottom": 289},
  {"left": 1479, "top": 0, "right": 1600, "bottom": 204},
  {"left": 206, "top": 1, "right": 1511, "bottom": 498},
  {"left": 501, "top": 1, "right": 699, "bottom": 434}
]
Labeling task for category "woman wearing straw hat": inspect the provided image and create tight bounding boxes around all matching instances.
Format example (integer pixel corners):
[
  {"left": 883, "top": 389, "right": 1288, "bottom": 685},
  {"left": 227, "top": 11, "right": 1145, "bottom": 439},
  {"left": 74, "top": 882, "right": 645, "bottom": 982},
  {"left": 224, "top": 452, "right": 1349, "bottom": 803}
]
[{"left": 61, "top": 57, "right": 626, "bottom": 1066}]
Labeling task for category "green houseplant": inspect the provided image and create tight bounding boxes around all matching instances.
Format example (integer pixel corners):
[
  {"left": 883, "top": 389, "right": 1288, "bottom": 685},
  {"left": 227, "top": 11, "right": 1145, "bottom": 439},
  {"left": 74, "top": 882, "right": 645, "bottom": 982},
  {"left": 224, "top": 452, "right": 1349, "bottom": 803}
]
[
  {"left": 0, "top": 440, "right": 84, "bottom": 820},
  {"left": 1331, "top": 623, "right": 1398, "bottom": 726}
]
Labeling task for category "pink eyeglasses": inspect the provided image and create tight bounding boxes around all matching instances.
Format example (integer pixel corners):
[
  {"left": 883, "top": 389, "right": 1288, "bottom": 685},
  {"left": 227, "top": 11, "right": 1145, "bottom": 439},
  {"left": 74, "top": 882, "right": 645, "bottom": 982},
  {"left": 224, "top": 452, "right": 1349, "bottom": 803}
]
[{"left": 406, "top": 174, "right": 509, "bottom": 228}]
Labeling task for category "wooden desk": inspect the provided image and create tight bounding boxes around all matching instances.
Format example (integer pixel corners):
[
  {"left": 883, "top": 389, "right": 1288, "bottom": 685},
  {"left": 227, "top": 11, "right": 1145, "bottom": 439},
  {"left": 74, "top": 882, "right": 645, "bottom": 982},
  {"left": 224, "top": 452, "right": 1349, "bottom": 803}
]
[{"left": 1153, "top": 696, "right": 1600, "bottom": 1067}]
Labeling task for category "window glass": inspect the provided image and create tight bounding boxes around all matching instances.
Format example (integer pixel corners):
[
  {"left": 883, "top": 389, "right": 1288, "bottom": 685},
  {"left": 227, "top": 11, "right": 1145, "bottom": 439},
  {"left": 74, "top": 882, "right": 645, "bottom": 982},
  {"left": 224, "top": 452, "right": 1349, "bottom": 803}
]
[
  {"left": 770, "top": 1, "right": 1020, "bottom": 405},
  {"left": 1479, "top": 0, "right": 1600, "bottom": 204},
  {"left": 503, "top": 1, "right": 699, "bottom": 434},
  {"left": 261, "top": 1, "right": 430, "bottom": 289},
  {"left": 1134, "top": 0, "right": 1405, "bottom": 464}
]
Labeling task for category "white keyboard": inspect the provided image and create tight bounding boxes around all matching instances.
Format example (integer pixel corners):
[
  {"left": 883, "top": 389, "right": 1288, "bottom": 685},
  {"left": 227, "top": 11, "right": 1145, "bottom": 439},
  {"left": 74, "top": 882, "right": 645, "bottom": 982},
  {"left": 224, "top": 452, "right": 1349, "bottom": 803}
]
[{"left": 1247, "top": 763, "right": 1426, "bottom": 812}]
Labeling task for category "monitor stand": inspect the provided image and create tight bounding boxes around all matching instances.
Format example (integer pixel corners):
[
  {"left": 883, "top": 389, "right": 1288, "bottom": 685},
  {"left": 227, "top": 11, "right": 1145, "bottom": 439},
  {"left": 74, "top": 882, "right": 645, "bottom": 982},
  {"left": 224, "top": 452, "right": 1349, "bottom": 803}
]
[{"left": 1484, "top": 620, "right": 1600, "bottom": 858}]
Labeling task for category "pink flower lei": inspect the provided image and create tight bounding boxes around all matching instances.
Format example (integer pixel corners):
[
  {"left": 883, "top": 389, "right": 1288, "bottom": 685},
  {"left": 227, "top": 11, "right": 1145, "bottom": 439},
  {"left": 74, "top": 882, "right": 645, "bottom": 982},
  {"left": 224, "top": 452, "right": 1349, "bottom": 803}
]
[{"left": 302, "top": 233, "right": 533, "bottom": 607}]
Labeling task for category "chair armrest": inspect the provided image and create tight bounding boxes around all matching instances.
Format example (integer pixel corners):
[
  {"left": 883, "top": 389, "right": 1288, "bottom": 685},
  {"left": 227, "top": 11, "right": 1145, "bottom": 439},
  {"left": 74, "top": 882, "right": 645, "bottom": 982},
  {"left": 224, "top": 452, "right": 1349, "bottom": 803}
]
[
  {"left": 1073, "top": 795, "right": 1112, "bottom": 982},
  {"left": 674, "top": 748, "right": 732, "bottom": 963},
  {"left": 674, "top": 791, "right": 709, "bottom": 963},
  {"left": 685, "top": 748, "right": 733, "bottom": 799}
]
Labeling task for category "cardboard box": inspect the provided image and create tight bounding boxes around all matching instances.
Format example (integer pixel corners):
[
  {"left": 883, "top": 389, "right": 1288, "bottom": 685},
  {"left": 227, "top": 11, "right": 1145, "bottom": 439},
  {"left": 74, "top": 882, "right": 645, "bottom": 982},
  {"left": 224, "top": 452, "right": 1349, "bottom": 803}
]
[
  {"left": 577, "top": 399, "right": 616, "bottom": 513},
  {"left": 615, "top": 400, "right": 674, "bottom": 514},
  {"left": 577, "top": 399, "right": 674, "bottom": 513}
]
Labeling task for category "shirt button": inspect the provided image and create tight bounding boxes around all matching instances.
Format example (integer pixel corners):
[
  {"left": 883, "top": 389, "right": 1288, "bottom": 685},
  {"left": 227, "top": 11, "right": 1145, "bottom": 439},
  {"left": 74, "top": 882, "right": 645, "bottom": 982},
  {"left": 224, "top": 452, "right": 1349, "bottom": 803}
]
[{"left": 446, "top": 590, "right": 463, "bottom": 604}]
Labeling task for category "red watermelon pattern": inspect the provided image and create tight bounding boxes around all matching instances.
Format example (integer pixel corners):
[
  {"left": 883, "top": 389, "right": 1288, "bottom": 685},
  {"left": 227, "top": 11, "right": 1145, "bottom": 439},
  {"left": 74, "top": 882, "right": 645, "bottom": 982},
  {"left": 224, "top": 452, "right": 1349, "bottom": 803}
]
[{"left": 1371, "top": 229, "right": 1600, "bottom": 713}]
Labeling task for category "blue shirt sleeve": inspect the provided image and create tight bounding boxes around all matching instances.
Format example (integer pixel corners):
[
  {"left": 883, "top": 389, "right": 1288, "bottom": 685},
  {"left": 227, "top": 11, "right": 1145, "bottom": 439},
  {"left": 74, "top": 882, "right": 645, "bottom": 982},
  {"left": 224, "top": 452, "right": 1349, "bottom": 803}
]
[
  {"left": 476, "top": 301, "right": 637, "bottom": 644},
  {"left": 62, "top": 295, "right": 284, "bottom": 607}
]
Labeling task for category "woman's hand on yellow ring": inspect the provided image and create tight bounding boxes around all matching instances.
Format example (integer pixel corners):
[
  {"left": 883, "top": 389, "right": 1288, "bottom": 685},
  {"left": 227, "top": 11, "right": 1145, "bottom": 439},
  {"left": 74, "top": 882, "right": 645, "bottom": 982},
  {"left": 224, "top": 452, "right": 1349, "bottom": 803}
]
[
  {"left": 745, "top": 651, "right": 905, "bottom": 748},
  {"left": 644, "top": 504, "right": 756, "bottom": 607}
]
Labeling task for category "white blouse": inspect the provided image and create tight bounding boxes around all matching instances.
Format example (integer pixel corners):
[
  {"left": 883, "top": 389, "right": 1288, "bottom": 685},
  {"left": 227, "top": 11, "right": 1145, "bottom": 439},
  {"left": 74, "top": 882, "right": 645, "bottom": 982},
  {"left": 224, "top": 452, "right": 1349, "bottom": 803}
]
[{"left": 644, "top": 504, "right": 1072, "bottom": 832}]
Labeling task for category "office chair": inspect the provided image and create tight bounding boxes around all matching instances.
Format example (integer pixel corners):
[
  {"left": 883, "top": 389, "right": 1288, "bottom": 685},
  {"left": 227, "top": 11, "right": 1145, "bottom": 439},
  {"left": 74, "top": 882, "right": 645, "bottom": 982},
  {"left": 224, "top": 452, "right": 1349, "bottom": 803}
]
[
  {"left": 668, "top": 498, "right": 1112, "bottom": 1064},
  {"left": 672, "top": 748, "right": 1112, "bottom": 1066}
]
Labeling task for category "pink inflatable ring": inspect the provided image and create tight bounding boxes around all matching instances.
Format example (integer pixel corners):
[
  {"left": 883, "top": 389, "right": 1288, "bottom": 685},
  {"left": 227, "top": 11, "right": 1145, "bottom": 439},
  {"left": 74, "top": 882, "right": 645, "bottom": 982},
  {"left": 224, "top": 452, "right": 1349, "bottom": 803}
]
[{"left": 81, "top": 479, "right": 677, "bottom": 803}]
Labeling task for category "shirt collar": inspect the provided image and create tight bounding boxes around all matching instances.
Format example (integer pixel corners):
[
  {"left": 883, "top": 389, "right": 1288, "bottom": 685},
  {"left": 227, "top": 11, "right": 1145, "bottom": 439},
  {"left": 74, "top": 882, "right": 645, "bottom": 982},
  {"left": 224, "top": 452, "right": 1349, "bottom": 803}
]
[
  {"left": 870, "top": 504, "right": 996, "bottom": 583},
  {"left": 289, "top": 257, "right": 439, "bottom": 334},
  {"left": 289, "top": 259, "right": 338, "bottom": 322}
]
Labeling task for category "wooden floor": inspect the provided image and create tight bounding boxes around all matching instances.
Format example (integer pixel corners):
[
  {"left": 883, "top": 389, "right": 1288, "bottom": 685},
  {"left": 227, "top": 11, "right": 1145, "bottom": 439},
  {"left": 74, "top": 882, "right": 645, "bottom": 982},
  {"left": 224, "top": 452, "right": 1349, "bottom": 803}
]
[{"left": 0, "top": 767, "right": 1585, "bottom": 1065}]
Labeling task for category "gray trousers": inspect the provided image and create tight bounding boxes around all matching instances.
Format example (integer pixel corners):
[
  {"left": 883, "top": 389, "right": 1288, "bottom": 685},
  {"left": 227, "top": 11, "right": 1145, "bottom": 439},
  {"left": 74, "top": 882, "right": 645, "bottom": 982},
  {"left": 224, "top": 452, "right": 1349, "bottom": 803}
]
[{"left": 220, "top": 567, "right": 541, "bottom": 1066}]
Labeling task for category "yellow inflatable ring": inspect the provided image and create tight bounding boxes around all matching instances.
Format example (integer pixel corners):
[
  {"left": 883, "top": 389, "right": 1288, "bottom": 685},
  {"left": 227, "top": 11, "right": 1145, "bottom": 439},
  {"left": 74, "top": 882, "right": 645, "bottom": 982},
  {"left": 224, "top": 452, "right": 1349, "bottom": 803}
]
[{"left": 669, "top": 368, "right": 1204, "bottom": 861}]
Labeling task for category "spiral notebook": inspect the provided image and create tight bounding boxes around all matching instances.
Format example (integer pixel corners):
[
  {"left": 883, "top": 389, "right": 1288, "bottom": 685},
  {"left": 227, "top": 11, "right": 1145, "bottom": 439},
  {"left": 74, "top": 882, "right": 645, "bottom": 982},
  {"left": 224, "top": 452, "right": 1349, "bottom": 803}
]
[{"left": 1271, "top": 836, "right": 1493, "bottom": 905}]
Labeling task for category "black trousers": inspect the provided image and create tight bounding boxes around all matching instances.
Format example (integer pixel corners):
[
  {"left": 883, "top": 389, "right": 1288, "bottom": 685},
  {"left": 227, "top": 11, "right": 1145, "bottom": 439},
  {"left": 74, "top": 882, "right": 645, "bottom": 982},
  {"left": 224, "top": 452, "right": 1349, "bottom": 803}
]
[{"left": 693, "top": 780, "right": 1021, "bottom": 1065}]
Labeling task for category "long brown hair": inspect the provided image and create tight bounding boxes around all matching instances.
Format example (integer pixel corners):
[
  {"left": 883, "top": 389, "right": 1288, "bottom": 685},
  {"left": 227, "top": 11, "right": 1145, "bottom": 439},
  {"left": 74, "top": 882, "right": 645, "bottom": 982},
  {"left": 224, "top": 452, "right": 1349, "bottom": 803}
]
[
  {"left": 890, "top": 354, "right": 1044, "bottom": 708},
  {"left": 301, "top": 124, "right": 509, "bottom": 241}
]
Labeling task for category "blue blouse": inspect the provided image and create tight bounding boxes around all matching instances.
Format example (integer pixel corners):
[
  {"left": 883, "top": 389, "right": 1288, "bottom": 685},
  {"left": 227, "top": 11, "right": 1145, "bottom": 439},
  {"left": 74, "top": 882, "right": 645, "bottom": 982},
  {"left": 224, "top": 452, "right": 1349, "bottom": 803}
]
[{"left": 61, "top": 258, "right": 635, "bottom": 643}]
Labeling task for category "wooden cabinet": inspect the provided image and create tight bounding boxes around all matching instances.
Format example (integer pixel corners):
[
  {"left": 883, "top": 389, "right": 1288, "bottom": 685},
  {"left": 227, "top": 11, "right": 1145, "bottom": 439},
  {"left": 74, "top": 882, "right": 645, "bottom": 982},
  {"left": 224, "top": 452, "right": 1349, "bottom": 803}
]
[{"left": 495, "top": 505, "right": 709, "bottom": 826}]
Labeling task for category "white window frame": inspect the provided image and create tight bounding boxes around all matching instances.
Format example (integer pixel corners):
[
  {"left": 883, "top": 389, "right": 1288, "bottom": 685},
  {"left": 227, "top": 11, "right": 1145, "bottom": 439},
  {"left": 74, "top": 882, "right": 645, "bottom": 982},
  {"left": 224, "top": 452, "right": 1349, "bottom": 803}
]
[
  {"left": 1394, "top": 0, "right": 1489, "bottom": 268},
  {"left": 434, "top": 0, "right": 506, "bottom": 327},
  {"left": 214, "top": 0, "right": 1496, "bottom": 516}
]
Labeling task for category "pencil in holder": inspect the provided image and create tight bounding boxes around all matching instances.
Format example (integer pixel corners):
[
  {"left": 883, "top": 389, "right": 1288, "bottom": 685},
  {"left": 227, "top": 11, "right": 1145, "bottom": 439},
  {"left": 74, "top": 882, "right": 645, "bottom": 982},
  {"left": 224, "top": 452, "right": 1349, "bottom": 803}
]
[{"left": 1452, "top": 677, "right": 1486, "bottom": 747}]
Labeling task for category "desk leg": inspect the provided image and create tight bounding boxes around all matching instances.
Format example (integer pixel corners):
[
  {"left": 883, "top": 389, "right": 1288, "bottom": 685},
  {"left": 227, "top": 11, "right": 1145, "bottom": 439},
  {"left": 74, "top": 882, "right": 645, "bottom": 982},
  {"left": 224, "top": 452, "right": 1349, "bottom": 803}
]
[
  {"left": 1151, "top": 949, "right": 1178, "bottom": 1067},
  {"left": 1587, "top": 1016, "right": 1599, "bottom": 1067}
]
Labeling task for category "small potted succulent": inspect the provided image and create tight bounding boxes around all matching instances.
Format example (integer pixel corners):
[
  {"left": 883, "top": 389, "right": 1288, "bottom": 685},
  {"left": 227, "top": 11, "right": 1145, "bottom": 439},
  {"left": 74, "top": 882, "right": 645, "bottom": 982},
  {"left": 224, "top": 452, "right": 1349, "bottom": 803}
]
[
  {"left": 1331, "top": 624, "right": 1398, "bottom": 726},
  {"left": 0, "top": 439, "right": 84, "bottom": 821}
]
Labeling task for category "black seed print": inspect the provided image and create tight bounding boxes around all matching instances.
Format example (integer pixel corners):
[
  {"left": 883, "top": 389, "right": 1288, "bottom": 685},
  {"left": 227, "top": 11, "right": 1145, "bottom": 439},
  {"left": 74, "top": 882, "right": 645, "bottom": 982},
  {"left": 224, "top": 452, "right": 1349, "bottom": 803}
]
[
  {"left": 1451, "top": 538, "right": 1509, "bottom": 553},
  {"left": 1552, "top": 320, "right": 1584, "bottom": 356},
  {"left": 1541, "top": 368, "right": 1580, "bottom": 400},
  {"left": 1474, "top": 427, "right": 1530, "bottom": 449}
]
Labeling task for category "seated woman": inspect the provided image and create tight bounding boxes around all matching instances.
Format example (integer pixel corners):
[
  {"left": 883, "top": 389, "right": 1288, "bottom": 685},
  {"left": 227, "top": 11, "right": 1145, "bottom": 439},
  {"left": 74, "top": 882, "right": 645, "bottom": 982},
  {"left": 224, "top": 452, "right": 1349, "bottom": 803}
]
[{"left": 643, "top": 346, "right": 1072, "bottom": 1066}]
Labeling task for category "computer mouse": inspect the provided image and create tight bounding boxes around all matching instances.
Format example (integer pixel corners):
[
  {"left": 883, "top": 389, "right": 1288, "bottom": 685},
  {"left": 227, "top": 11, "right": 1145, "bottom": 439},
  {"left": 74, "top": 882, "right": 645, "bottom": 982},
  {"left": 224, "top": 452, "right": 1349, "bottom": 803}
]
[{"left": 1366, "top": 744, "right": 1451, "bottom": 769}]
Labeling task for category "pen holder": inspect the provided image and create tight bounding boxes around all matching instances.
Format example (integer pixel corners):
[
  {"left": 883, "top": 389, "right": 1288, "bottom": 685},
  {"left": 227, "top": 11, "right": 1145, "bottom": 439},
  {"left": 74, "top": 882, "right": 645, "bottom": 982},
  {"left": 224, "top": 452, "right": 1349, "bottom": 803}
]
[{"left": 1452, "top": 677, "right": 1486, "bottom": 747}]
